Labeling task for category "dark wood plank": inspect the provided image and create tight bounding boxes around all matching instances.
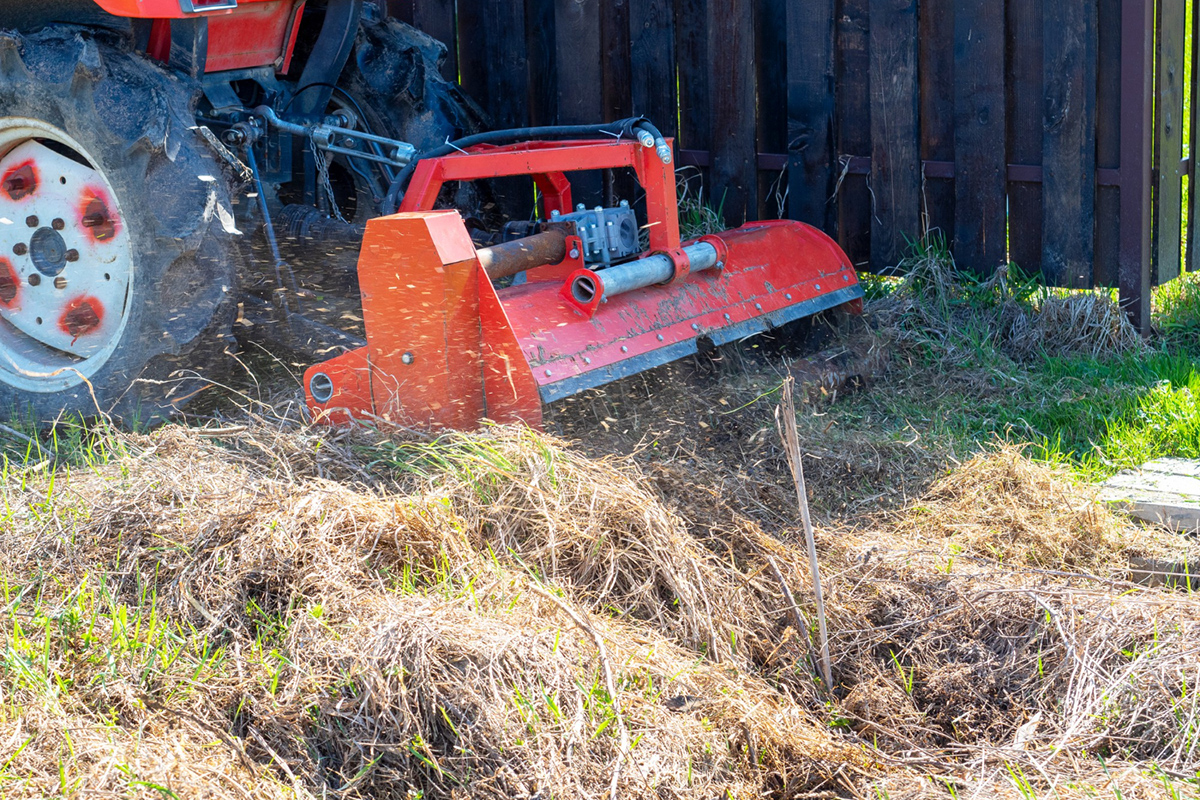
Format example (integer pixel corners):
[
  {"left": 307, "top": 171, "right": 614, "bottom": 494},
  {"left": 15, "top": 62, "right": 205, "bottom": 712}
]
[
  {"left": 868, "top": 0, "right": 919, "bottom": 269},
  {"left": 1153, "top": 0, "right": 1186, "bottom": 285},
  {"left": 786, "top": 0, "right": 835, "bottom": 231},
  {"left": 674, "top": 0, "right": 709, "bottom": 153},
  {"left": 1006, "top": 0, "right": 1042, "bottom": 280},
  {"left": 630, "top": 0, "right": 677, "bottom": 135},
  {"left": 757, "top": 0, "right": 787, "bottom": 218},
  {"left": 707, "top": 0, "right": 756, "bottom": 225},
  {"left": 1041, "top": 0, "right": 1096, "bottom": 287},
  {"left": 834, "top": 0, "right": 871, "bottom": 267},
  {"left": 555, "top": 0, "right": 603, "bottom": 205},
  {"left": 1119, "top": 0, "right": 1153, "bottom": 331},
  {"left": 953, "top": 0, "right": 1007, "bottom": 275},
  {"left": 482, "top": 0, "right": 529, "bottom": 130},
  {"left": 409, "top": 0, "right": 457, "bottom": 81},
  {"left": 600, "top": 0, "right": 634, "bottom": 205},
  {"left": 1093, "top": 0, "right": 1122, "bottom": 287},
  {"left": 918, "top": 0, "right": 954, "bottom": 245},
  {"left": 525, "top": 0, "right": 558, "bottom": 127},
  {"left": 1190, "top": 0, "right": 1200, "bottom": 276}
]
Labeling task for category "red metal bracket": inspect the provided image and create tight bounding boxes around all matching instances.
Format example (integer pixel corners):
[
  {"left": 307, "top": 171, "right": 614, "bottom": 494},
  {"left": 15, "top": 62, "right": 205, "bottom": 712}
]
[{"left": 399, "top": 138, "right": 682, "bottom": 253}]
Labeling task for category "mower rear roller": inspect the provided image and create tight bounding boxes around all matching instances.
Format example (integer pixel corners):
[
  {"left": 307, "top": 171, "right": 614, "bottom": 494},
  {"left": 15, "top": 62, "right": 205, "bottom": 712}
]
[{"left": 0, "top": 27, "right": 240, "bottom": 423}]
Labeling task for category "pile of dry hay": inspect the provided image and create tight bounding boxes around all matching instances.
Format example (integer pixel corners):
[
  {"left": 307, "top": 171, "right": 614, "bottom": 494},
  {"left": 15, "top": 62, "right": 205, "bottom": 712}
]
[{"left": 1, "top": 420, "right": 1198, "bottom": 798}]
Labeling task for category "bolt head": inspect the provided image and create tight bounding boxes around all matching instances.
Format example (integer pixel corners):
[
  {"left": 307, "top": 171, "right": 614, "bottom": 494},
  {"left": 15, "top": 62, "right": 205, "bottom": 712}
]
[
  {"left": 785, "top": 293, "right": 792, "bottom": 301},
  {"left": 28, "top": 274, "right": 40, "bottom": 286},
  {"left": 544, "top": 369, "right": 552, "bottom": 377},
  {"left": 582, "top": 356, "right": 591, "bottom": 365},
  {"left": 754, "top": 303, "right": 762, "bottom": 311},
  {"left": 65, "top": 249, "right": 79, "bottom": 263},
  {"left": 716, "top": 261, "right": 724, "bottom": 269},
  {"left": 12, "top": 242, "right": 26, "bottom": 256},
  {"left": 621, "top": 345, "right": 628, "bottom": 353},
  {"left": 656, "top": 333, "right": 664, "bottom": 341},
  {"left": 691, "top": 323, "right": 699, "bottom": 331},
  {"left": 25, "top": 215, "right": 38, "bottom": 228},
  {"left": 401, "top": 351, "right": 415, "bottom": 365},
  {"left": 53, "top": 276, "right": 67, "bottom": 290},
  {"left": 570, "top": 248, "right": 580, "bottom": 259}
]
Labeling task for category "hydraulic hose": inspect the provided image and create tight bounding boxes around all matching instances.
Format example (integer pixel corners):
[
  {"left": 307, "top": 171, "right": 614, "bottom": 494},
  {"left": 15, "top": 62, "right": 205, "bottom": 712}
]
[{"left": 383, "top": 117, "right": 671, "bottom": 213}]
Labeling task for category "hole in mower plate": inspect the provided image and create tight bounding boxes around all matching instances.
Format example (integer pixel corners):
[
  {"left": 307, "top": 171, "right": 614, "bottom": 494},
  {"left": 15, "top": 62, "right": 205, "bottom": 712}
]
[
  {"left": 309, "top": 371, "right": 334, "bottom": 403},
  {"left": 571, "top": 275, "right": 597, "bottom": 305}
]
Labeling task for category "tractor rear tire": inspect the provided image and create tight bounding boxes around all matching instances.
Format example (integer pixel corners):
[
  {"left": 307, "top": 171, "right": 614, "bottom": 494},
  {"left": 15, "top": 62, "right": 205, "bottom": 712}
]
[{"left": 0, "top": 26, "right": 240, "bottom": 424}]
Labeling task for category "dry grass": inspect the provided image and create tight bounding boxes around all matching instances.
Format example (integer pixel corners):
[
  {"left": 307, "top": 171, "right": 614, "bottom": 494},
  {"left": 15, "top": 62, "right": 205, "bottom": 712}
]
[
  {"left": 870, "top": 241, "right": 1147, "bottom": 363},
  {"left": 894, "top": 445, "right": 1197, "bottom": 571},
  {"left": 2, "top": 418, "right": 1198, "bottom": 799}
]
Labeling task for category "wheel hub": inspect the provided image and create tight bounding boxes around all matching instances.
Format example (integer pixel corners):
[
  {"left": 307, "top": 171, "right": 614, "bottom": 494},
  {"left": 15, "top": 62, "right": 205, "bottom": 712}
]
[
  {"left": 29, "top": 226, "right": 67, "bottom": 276},
  {"left": 0, "top": 128, "right": 133, "bottom": 390}
]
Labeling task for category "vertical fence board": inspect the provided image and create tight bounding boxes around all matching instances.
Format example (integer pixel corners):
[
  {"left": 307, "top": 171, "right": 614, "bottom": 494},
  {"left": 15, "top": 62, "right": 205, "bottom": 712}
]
[
  {"left": 953, "top": 0, "right": 1007, "bottom": 274},
  {"left": 835, "top": 0, "right": 871, "bottom": 267},
  {"left": 757, "top": 0, "right": 787, "bottom": 218},
  {"left": 674, "top": 0, "right": 710, "bottom": 152},
  {"left": 1190, "top": 0, "right": 1200, "bottom": 275},
  {"left": 408, "top": 0, "right": 457, "bottom": 81},
  {"left": 786, "top": 0, "right": 835, "bottom": 230},
  {"left": 600, "top": 0, "right": 634, "bottom": 204},
  {"left": 1041, "top": 0, "right": 1096, "bottom": 287},
  {"left": 1119, "top": 0, "right": 1154, "bottom": 330},
  {"left": 1154, "top": 0, "right": 1186, "bottom": 285},
  {"left": 708, "top": 0, "right": 757, "bottom": 225},
  {"left": 555, "top": 0, "right": 603, "bottom": 204},
  {"left": 1006, "top": 0, "right": 1042, "bottom": 278},
  {"left": 918, "top": 0, "right": 954, "bottom": 244},
  {"left": 1093, "top": 0, "right": 1121, "bottom": 287},
  {"left": 868, "top": 0, "right": 919, "bottom": 269},
  {"left": 525, "top": 0, "right": 557, "bottom": 127},
  {"left": 630, "top": 0, "right": 677, "bottom": 134}
]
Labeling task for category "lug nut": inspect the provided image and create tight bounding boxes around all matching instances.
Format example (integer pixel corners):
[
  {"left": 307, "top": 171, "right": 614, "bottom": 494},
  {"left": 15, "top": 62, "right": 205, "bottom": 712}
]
[
  {"left": 13, "top": 242, "right": 27, "bottom": 256},
  {"left": 25, "top": 215, "right": 38, "bottom": 228},
  {"left": 51, "top": 218, "right": 64, "bottom": 230},
  {"left": 65, "top": 249, "right": 79, "bottom": 262},
  {"left": 54, "top": 276, "right": 67, "bottom": 290}
]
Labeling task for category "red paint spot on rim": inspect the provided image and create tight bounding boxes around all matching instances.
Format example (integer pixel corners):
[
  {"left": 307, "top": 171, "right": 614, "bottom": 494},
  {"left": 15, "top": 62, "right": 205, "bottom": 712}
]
[
  {"left": 0, "top": 258, "right": 18, "bottom": 307},
  {"left": 79, "top": 187, "right": 119, "bottom": 242},
  {"left": 1, "top": 160, "right": 38, "bottom": 201},
  {"left": 60, "top": 296, "right": 104, "bottom": 339}
]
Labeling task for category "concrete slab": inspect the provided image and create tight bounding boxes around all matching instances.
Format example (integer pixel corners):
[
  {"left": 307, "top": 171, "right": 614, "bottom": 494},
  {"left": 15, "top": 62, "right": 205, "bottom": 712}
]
[{"left": 1099, "top": 458, "right": 1200, "bottom": 533}]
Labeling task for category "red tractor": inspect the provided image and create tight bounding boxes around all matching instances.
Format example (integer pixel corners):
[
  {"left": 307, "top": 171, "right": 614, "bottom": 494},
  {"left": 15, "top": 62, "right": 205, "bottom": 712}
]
[{"left": 0, "top": 0, "right": 861, "bottom": 428}]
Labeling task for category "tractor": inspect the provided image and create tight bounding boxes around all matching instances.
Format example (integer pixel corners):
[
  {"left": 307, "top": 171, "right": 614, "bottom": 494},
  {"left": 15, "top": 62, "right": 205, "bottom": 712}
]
[{"left": 0, "top": 0, "right": 862, "bottom": 429}]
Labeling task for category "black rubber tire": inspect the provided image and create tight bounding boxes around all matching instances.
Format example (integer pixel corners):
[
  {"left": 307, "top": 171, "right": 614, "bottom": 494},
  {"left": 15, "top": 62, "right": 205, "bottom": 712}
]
[
  {"left": 0, "top": 26, "right": 240, "bottom": 424},
  {"left": 338, "top": 10, "right": 486, "bottom": 154},
  {"left": 335, "top": 9, "right": 495, "bottom": 222}
]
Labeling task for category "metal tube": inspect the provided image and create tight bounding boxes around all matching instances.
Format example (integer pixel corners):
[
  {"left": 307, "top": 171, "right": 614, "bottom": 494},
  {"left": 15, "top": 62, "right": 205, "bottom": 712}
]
[
  {"left": 477, "top": 229, "right": 569, "bottom": 280},
  {"left": 569, "top": 241, "right": 719, "bottom": 304}
]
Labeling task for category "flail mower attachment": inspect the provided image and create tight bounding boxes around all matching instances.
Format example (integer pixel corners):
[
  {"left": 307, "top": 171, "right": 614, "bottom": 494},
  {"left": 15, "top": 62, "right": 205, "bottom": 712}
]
[{"left": 302, "top": 137, "right": 863, "bottom": 429}]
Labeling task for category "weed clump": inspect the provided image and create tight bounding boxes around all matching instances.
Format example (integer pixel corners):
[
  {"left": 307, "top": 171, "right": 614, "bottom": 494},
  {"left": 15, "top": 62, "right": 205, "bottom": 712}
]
[{"left": 870, "top": 235, "right": 1145, "bottom": 362}]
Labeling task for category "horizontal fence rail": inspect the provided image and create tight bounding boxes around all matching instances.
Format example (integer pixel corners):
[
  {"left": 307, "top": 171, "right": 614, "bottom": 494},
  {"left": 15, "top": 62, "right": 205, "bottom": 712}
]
[{"left": 388, "top": 0, "right": 1198, "bottom": 332}]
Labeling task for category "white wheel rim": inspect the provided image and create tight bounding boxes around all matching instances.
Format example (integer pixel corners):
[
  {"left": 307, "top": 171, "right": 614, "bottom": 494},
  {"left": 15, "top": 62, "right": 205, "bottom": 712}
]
[{"left": 0, "top": 119, "right": 133, "bottom": 393}]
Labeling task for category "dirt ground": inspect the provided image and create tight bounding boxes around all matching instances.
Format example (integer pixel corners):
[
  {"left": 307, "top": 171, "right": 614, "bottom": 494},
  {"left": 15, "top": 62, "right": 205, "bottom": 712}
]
[{"left": 3, "top": 299, "right": 1200, "bottom": 799}]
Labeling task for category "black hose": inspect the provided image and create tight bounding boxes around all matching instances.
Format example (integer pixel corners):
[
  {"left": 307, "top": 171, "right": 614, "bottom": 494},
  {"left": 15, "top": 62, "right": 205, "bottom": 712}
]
[{"left": 383, "top": 117, "right": 666, "bottom": 213}]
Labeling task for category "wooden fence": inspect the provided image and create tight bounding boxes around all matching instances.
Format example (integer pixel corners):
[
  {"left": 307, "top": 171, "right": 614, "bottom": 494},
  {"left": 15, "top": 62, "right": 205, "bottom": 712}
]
[{"left": 386, "top": 0, "right": 1198, "bottom": 332}]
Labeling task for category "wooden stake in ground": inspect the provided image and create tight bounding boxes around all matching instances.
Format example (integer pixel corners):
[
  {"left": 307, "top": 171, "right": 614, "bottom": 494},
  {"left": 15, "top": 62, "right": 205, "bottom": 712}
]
[{"left": 775, "top": 376, "right": 833, "bottom": 690}]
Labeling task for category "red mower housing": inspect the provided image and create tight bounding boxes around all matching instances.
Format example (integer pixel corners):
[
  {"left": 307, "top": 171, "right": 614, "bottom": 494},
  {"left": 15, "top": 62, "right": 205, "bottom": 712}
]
[{"left": 302, "top": 137, "right": 862, "bottom": 429}]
